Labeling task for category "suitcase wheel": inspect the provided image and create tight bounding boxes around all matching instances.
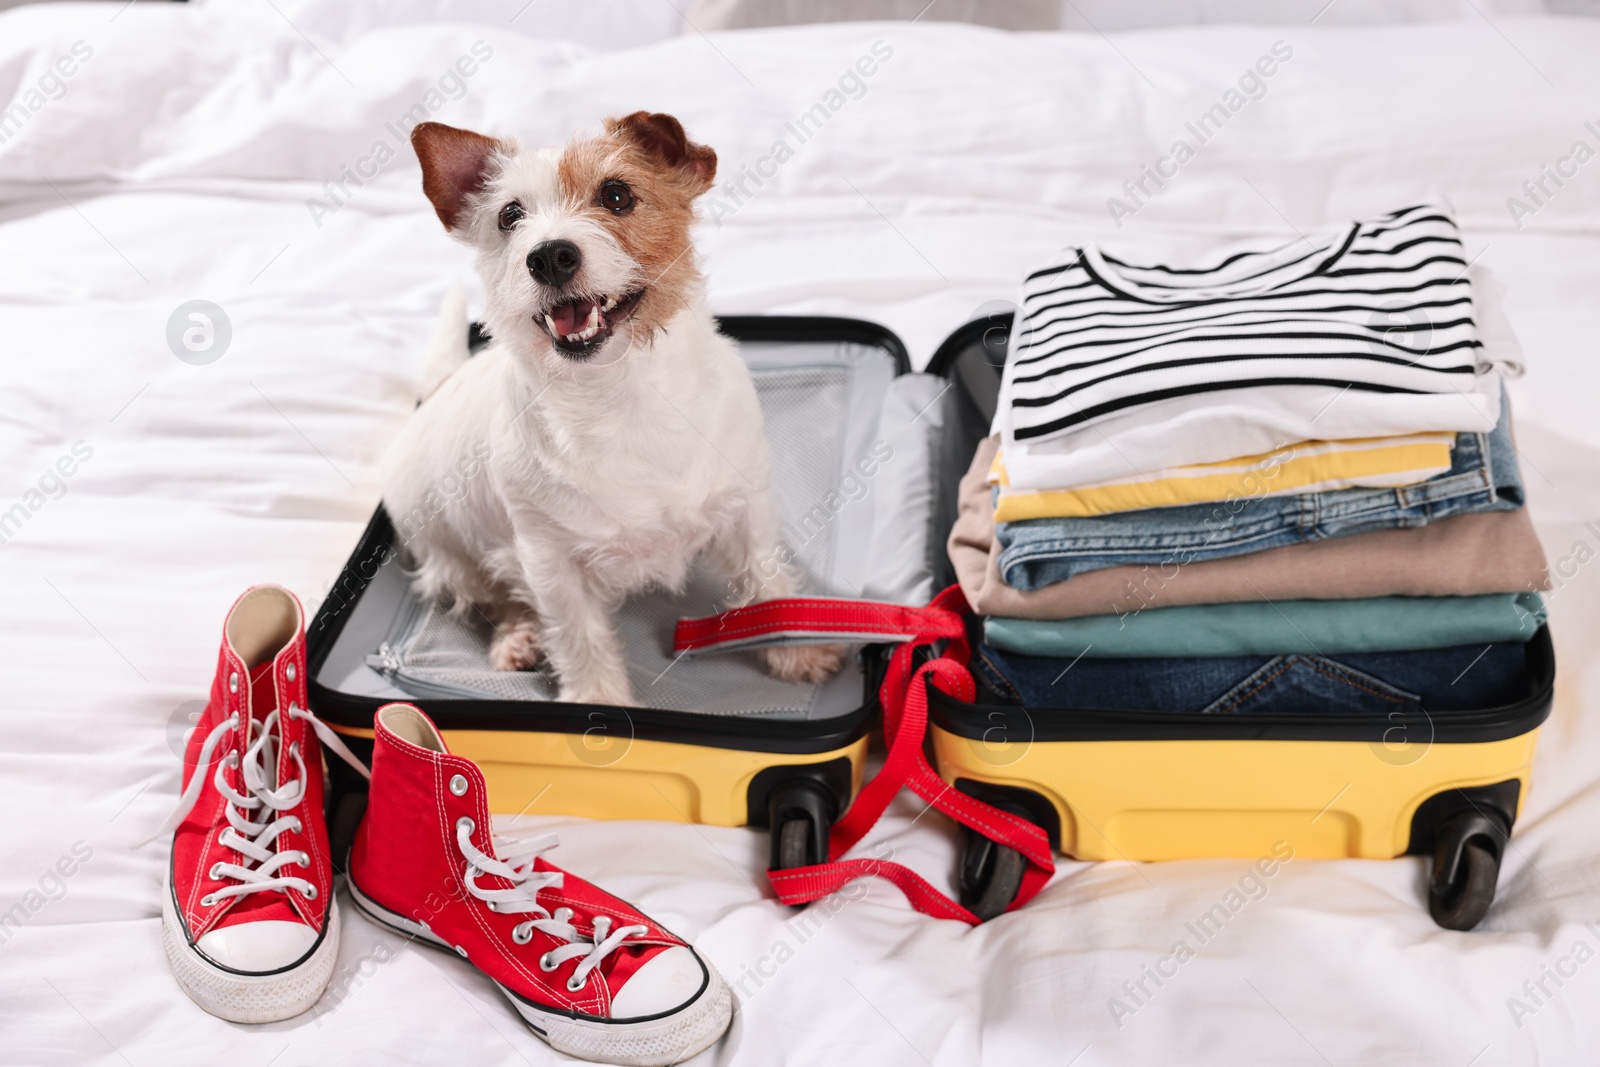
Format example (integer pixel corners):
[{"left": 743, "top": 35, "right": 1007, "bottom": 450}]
[
  {"left": 959, "top": 825, "right": 1027, "bottom": 921},
  {"left": 768, "top": 778, "right": 834, "bottom": 873},
  {"left": 1427, "top": 809, "right": 1508, "bottom": 931},
  {"left": 952, "top": 786, "right": 1051, "bottom": 921},
  {"left": 958, "top": 794, "right": 1043, "bottom": 921}
]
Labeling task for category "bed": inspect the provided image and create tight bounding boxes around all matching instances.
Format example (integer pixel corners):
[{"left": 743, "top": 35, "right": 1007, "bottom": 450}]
[{"left": 2, "top": 2, "right": 1599, "bottom": 1063}]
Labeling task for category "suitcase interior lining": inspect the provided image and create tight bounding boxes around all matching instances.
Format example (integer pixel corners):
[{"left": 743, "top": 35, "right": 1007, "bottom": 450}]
[{"left": 314, "top": 336, "right": 950, "bottom": 721}]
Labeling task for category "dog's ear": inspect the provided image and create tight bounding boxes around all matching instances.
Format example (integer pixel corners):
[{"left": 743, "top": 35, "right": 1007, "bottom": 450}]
[
  {"left": 609, "top": 112, "right": 717, "bottom": 196},
  {"left": 412, "top": 122, "right": 504, "bottom": 232}
]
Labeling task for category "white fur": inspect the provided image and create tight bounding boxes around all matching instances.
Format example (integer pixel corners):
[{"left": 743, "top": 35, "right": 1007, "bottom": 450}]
[
  {"left": 419, "top": 284, "right": 470, "bottom": 401},
  {"left": 470, "top": 146, "right": 644, "bottom": 375},
  {"left": 383, "top": 137, "right": 836, "bottom": 705}
]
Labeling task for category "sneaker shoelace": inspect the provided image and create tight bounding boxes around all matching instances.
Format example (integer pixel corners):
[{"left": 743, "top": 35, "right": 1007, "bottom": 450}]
[
  {"left": 146, "top": 702, "right": 370, "bottom": 909},
  {"left": 454, "top": 822, "right": 649, "bottom": 994}
]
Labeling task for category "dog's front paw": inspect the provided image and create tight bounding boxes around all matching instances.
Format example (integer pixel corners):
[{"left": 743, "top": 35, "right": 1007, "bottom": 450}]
[
  {"left": 488, "top": 621, "right": 543, "bottom": 672},
  {"left": 760, "top": 643, "right": 848, "bottom": 686}
]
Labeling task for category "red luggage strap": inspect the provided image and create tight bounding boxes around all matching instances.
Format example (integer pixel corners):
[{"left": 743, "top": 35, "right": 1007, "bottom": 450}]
[{"left": 673, "top": 585, "right": 1054, "bottom": 924}]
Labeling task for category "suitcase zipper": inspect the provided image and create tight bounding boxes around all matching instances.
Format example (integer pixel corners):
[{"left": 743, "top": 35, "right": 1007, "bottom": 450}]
[{"left": 364, "top": 598, "right": 516, "bottom": 702}]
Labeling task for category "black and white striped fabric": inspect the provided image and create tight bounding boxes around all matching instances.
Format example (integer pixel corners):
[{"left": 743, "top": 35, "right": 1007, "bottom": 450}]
[{"left": 1002, "top": 205, "right": 1481, "bottom": 443}]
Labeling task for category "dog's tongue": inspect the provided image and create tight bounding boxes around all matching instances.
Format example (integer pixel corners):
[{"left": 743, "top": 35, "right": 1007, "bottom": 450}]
[{"left": 550, "top": 297, "right": 601, "bottom": 336}]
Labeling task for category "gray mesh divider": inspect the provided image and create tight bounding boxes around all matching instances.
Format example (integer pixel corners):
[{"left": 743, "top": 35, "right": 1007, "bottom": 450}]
[{"left": 746, "top": 363, "right": 848, "bottom": 589}]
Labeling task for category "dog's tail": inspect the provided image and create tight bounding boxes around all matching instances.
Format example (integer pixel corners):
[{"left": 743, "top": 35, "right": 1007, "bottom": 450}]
[{"left": 419, "top": 283, "right": 471, "bottom": 402}]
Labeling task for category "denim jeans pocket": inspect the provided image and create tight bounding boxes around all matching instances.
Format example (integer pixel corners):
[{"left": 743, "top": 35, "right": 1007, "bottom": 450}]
[
  {"left": 975, "top": 648, "right": 1026, "bottom": 705},
  {"left": 1201, "top": 655, "right": 1422, "bottom": 716}
]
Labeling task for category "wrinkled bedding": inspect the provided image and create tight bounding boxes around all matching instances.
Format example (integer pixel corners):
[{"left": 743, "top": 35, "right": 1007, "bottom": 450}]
[{"left": 2, "top": 3, "right": 1600, "bottom": 1063}]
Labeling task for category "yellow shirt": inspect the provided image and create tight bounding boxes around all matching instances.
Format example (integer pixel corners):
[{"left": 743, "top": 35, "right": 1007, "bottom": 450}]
[{"left": 990, "top": 433, "right": 1456, "bottom": 522}]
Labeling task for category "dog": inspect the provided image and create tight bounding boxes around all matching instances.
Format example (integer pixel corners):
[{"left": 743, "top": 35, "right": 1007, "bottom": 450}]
[{"left": 382, "top": 113, "right": 845, "bottom": 706}]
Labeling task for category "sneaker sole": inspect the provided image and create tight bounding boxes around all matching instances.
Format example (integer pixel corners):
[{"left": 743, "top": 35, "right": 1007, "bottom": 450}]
[
  {"left": 346, "top": 876, "right": 732, "bottom": 1066},
  {"left": 161, "top": 876, "right": 339, "bottom": 1024}
]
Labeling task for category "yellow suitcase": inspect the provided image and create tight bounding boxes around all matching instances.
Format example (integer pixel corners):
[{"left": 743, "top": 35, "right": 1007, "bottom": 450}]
[{"left": 921, "top": 313, "right": 1554, "bottom": 931}]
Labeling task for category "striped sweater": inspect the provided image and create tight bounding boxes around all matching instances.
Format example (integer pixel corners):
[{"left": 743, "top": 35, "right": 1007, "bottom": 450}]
[{"left": 1000, "top": 204, "right": 1487, "bottom": 444}]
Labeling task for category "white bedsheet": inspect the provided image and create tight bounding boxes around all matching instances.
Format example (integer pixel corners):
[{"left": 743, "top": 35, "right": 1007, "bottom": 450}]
[{"left": 2, "top": 4, "right": 1600, "bottom": 1064}]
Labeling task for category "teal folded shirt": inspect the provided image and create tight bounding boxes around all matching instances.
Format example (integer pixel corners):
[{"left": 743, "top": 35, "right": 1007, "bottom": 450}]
[{"left": 983, "top": 593, "right": 1547, "bottom": 659}]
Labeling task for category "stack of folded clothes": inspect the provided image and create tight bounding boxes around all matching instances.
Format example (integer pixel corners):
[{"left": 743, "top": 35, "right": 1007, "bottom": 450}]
[{"left": 949, "top": 204, "right": 1552, "bottom": 714}]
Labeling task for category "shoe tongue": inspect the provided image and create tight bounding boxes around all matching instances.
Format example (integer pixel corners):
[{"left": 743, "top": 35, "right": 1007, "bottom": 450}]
[
  {"left": 602, "top": 941, "right": 668, "bottom": 988},
  {"left": 211, "top": 660, "right": 300, "bottom": 930},
  {"left": 248, "top": 661, "right": 277, "bottom": 721},
  {"left": 247, "top": 661, "right": 285, "bottom": 786},
  {"left": 215, "top": 887, "right": 303, "bottom": 929}
]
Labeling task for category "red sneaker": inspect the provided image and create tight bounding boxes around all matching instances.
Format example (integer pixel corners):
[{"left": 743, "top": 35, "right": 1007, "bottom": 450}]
[
  {"left": 155, "top": 585, "right": 369, "bottom": 1022},
  {"left": 347, "top": 703, "right": 732, "bottom": 1066}
]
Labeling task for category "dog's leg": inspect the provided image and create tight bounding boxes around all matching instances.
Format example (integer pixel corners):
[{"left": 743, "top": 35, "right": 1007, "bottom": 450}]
[
  {"left": 486, "top": 601, "right": 544, "bottom": 672},
  {"left": 542, "top": 582, "right": 633, "bottom": 705},
  {"left": 707, "top": 500, "right": 846, "bottom": 687},
  {"left": 509, "top": 534, "right": 634, "bottom": 705}
]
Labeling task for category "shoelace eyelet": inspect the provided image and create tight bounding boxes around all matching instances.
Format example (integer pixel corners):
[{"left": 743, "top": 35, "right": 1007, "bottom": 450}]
[
  {"left": 451, "top": 831, "right": 639, "bottom": 1000},
  {"left": 156, "top": 702, "right": 371, "bottom": 917},
  {"left": 449, "top": 774, "right": 469, "bottom": 796},
  {"left": 286, "top": 663, "right": 296, "bottom": 682}
]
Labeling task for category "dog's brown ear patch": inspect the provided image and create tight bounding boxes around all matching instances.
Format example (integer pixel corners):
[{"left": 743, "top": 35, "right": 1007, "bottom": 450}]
[
  {"left": 412, "top": 122, "right": 503, "bottom": 231},
  {"left": 609, "top": 112, "right": 717, "bottom": 194}
]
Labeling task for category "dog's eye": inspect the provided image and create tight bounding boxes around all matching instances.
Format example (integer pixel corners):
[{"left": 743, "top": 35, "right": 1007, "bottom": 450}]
[
  {"left": 497, "top": 202, "right": 524, "bottom": 232},
  {"left": 599, "top": 181, "right": 634, "bottom": 215}
]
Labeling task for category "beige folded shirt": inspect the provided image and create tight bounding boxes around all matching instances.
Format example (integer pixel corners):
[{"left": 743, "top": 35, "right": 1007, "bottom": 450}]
[{"left": 950, "top": 436, "right": 1552, "bottom": 620}]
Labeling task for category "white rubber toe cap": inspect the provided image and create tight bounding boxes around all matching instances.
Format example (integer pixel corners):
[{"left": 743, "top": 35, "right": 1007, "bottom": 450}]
[
  {"left": 608, "top": 946, "right": 708, "bottom": 1019},
  {"left": 196, "top": 921, "right": 319, "bottom": 974}
]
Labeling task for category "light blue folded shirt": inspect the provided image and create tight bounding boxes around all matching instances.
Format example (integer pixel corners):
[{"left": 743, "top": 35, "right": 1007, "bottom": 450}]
[{"left": 983, "top": 593, "right": 1547, "bottom": 659}]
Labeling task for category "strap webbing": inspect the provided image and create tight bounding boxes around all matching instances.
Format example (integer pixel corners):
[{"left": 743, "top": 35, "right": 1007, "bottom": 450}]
[{"left": 673, "top": 586, "right": 1054, "bottom": 924}]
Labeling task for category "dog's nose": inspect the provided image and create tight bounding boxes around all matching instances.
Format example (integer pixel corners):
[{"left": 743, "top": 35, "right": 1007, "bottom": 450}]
[{"left": 527, "top": 240, "right": 581, "bottom": 287}]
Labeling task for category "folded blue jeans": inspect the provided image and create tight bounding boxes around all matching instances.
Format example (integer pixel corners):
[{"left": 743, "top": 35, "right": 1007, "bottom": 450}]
[
  {"left": 974, "top": 641, "right": 1528, "bottom": 715},
  {"left": 996, "top": 391, "right": 1524, "bottom": 591}
]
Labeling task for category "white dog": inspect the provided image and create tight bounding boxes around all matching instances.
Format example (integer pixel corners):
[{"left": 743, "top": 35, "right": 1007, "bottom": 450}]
[{"left": 382, "top": 113, "right": 844, "bottom": 706}]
